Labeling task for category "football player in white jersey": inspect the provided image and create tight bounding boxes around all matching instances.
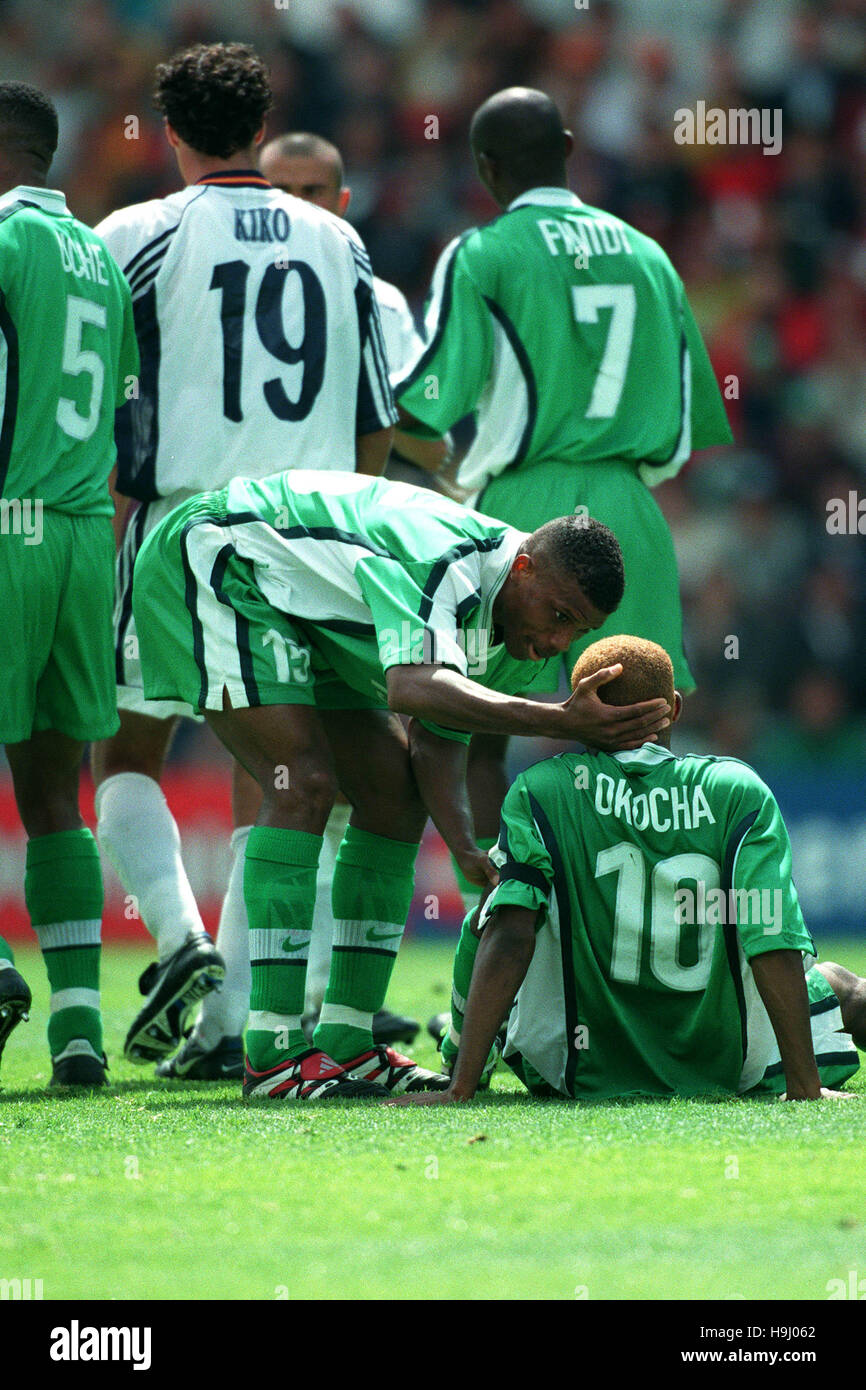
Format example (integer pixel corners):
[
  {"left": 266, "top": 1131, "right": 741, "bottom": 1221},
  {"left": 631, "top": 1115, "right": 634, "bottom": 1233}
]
[{"left": 90, "top": 44, "right": 396, "bottom": 1075}]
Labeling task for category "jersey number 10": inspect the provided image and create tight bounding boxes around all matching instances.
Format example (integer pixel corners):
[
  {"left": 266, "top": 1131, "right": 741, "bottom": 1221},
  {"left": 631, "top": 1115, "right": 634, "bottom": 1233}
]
[{"left": 209, "top": 258, "right": 326, "bottom": 424}]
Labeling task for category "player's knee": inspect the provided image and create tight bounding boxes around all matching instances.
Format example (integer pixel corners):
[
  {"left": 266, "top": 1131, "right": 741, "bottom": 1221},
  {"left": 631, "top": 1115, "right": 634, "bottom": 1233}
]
[{"left": 264, "top": 762, "right": 337, "bottom": 828}]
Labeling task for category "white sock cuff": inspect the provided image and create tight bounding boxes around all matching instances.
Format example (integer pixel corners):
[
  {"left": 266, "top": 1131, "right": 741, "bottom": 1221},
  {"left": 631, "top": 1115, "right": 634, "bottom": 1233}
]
[
  {"left": 319, "top": 1003, "right": 373, "bottom": 1032},
  {"left": 50, "top": 988, "right": 100, "bottom": 1013},
  {"left": 248, "top": 1010, "right": 300, "bottom": 1034}
]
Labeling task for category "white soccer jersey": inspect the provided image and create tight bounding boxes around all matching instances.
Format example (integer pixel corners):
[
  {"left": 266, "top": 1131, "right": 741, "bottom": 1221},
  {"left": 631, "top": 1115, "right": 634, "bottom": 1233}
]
[
  {"left": 97, "top": 169, "right": 396, "bottom": 500},
  {"left": 373, "top": 275, "right": 423, "bottom": 383}
]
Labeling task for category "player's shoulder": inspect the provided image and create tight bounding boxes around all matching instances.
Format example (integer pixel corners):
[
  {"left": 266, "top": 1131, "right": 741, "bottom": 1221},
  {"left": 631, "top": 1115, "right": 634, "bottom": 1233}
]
[
  {"left": 94, "top": 187, "right": 196, "bottom": 268},
  {"left": 675, "top": 751, "right": 777, "bottom": 812}
]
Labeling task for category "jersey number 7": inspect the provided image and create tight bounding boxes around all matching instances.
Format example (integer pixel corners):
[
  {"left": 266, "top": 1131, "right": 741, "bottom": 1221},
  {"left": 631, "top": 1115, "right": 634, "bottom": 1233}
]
[
  {"left": 209, "top": 258, "right": 326, "bottom": 424},
  {"left": 571, "top": 284, "right": 636, "bottom": 419}
]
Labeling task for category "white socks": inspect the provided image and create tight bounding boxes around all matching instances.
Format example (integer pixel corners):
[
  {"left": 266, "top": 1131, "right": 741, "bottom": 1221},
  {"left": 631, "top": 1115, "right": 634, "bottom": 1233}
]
[
  {"left": 192, "top": 825, "right": 252, "bottom": 1047},
  {"left": 305, "top": 802, "right": 352, "bottom": 1016},
  {"left": 94, "top": 772, "right": 205, "bottom": 960}
]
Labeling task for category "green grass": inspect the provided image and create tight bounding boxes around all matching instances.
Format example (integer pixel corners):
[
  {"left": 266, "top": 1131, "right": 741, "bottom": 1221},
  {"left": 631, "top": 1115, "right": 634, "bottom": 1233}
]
[{"left": 2, "top": 938, "right": 866, "bottom": 1301}]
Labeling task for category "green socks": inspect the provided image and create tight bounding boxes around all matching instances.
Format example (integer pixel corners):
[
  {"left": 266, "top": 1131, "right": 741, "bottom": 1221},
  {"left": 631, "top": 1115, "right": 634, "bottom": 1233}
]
[
  {"left": 244, "top": 826, "right": 322, "bottom": 1070},
  {"left": 314, "top": 827, "right": 419, "bottom": 1063},
  {"left": 25, "top": 829, "right": 103, "bottom": 1057}
]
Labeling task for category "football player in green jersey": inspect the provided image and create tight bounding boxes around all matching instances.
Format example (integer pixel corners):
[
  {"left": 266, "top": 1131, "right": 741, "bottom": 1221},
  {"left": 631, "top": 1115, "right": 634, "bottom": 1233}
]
[
  {"left": 391, "top": 635, "right": 862, "bottom": 1106},
  {"left": 0, "top": 83, "right": 139, "bottom": 1088},
  {"left": 396, "top": 87, "right": 734, "bottom": 899},
  {"left": 132, "top": 472, "right": 672, "bottom": 1099}
]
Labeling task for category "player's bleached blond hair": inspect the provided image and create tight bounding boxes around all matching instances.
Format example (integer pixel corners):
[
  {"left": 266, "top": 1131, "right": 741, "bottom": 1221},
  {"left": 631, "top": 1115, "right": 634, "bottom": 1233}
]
[{"left": 572, "top": 635, "right": 675, "bottom": 709}]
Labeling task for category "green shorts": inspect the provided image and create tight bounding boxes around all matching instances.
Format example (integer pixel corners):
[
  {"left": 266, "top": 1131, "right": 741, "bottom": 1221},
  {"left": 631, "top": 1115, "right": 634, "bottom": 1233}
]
[
  {"left": 0, "top": 510, "right": 119, "bottom": 744},
  {"left": 133, "top": 496, "right": 381, "bottom": 714},
  {"left": 476, "top": 457, "right": 695, "bottom": 693}
]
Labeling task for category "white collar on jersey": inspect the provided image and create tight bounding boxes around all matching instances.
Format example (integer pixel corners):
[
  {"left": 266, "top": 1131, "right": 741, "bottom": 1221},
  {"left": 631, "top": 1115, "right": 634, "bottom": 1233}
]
[
  {"left": 0, "top": 185, "right": 69, "bottom": 215},
  {"left": 506, "top": 187, "right": 585, "bottom": 212},
  {"left": 611, "top": 745, "right": 678, "bottom": 767},
  {"left": 476, "top": 528, "right": 529, "bottom": 639}
]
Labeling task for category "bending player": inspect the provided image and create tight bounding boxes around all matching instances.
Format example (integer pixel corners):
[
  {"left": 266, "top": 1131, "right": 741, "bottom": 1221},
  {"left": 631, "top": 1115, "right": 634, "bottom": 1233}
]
[
  {"left": 395, "top": 636, "right": 862, "bottom": 1105},
  {"left": 131, "top": 475, "right": 671, "bottom": 1099},
  {"left": 0, "top": 83, "right": 139, "bottom": 1087}
]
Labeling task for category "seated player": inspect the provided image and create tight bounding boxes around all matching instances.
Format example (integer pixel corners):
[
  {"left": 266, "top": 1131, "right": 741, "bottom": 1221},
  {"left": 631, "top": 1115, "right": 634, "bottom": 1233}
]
[
  {"left": 131, "top": 473, "right": 671, "bottom": 1100},
  {"left": 397, "top": 635, "right": 862, "bottom": 1105}
]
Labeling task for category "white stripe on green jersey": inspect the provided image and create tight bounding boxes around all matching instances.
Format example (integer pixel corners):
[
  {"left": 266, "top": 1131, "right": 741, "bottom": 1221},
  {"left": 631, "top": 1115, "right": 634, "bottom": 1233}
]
[
  {"left": 481, "top": 743, "right": 822, "bottom": 1099},
  {"left": 396, "top": 187, "right": 732, "bottom": 494},
  {"left": 96, "top": 174, "right": 396, "bottom": 501}
]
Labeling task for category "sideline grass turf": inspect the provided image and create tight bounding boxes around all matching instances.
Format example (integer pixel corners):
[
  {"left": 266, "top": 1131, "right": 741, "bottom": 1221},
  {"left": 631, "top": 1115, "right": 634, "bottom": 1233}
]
[{"left": 1, "top": 939, "right": 865, "bottom": 1301}]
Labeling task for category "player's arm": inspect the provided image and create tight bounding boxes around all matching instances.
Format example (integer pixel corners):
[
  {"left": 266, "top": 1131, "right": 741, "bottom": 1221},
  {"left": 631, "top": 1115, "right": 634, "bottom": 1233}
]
[
  {"left": 407, "top": 718, "right": 497, "bottom": 890},
  {"left": 388, "top": 904, "right": 537, "bottom": 1107},
  {"left": 750, "top": 952, "right": 824, "bottom": 1100},
  {"left": 355, "top": 425, "right": 394, "bottom": 477},
  {"left": 391, "top": 412, "right": 452, "bottom": 475},
  {"left": 388, "top": 661, "right": 670, "bottom": 748},
  {"left": 732, "top": 773, "right": 853, "bottom": 1100}
]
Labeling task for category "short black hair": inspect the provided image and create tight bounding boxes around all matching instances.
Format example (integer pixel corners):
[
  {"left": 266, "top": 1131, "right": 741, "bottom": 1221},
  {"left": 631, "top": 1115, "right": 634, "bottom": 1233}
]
[
  {"left": 0, "top": 82, "right": 58, "bottom": 170},
  {"left": 471, "top": 87, "right": 568, "bottom": 188},
  {"left": 262, "top": 132, "right": 344, "bottom": 188},
  {"left": 154, "top": 43, "right": 272, "bottom": 159},
  {"left": 531, "top": 515, "right": 625, "bottom": 615}
]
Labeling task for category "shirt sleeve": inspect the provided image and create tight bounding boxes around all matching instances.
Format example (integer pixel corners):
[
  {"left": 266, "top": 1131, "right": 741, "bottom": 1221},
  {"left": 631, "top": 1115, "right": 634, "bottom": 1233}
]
[
  {"left": 681, "top": 288, "right": 734, "bottom": 451},
  {"left": 353, "top": 553, "right": 471, "bottom": 677},
  {"left": 345, "top": 236, "right": 398, "bottom": 436},
  {"left": 726, "top": 779, "right": 815, "bottom": 960},
  {"left": 478, "top": 775, "right": 555, "bottom": 930},
  {"left": 395, "top": 233, "right": 493, "bottom": 433}
]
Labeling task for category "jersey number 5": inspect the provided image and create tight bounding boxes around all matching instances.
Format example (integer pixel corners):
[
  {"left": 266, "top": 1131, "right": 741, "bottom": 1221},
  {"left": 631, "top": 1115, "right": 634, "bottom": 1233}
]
[
  {"left": 209, "top": 259, "right": 326, "bottom": 424},
  {"left": 56, "top": 294, "right": 107, "bottom": 442},
  {"left": 571, "top": 284, "right": 636, "bottom": 419}
]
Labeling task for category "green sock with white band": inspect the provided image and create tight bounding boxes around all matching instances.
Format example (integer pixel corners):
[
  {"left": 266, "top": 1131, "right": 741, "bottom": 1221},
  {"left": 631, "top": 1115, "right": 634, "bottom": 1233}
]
[
  {"left": 24, "top": 830, "right": 103, "bottom": 1058},
  {"left": 314, "top": 826, "right": 419, "bottom": 1063}
]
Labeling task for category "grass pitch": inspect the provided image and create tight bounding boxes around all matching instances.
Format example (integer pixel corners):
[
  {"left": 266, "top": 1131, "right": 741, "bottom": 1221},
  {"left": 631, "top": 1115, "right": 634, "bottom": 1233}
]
[{"left": 1, "top": 937, "right": 865, "bottom": 1302}]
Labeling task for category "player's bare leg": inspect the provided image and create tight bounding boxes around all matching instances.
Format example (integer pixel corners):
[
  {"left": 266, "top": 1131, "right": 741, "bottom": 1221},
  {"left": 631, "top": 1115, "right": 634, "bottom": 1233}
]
[
  {"left": 92, "top": 710, "right": 225, "bottom": 1062},
  {"left": 813, "top": 962, "right": 866, "bottom": 1050},
  {"left": 306, "top": 708, "right": 449, "bottom": 1092},
  {"left": 6, "top": 731, "right": 107, "bottom": 1084}
]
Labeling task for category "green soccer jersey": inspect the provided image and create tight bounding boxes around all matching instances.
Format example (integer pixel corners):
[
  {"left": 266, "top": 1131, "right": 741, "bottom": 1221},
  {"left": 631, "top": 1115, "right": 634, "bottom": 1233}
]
[
  {"left": 0, "top": 186, "right": 138, "bottom": 515},
  {"left": 481, "top": 743, "right": 816, "bottom": 1099},
  {"left": 134, "top": 470, "right": 553, "bottom": 729},
  {"left": 396, "top": 187, "right": 733, "bottom": 494}
]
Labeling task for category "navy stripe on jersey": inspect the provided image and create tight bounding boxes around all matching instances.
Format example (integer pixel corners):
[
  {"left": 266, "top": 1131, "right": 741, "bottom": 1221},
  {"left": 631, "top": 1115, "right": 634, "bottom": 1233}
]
[
  {"left": 210, "top": 544, "right": 259, "bottom": 706},
  {"left": 810, "top": 992, "right": 841, "bottom": 1017},
  {"left": 498, "top": 862, "right": 549, "bottom": 893},
  {"left": 313, "top": 617, "right": 377, "bottom": 637},
  {"left": 0, "top": 290, "right": 20, "bottom": 497},
  {"left": 269, "top": 521, "right": 395, "bottom": 560},
  {"left": 721, "top": 809, "right": 759, "bottom": 1065},
  {"left": 127, "top": 241, "right": 176, "bottom": 299},
  {"left": 418, "top": 536, "right": 504, "bottom": 623},
  {"left": 354, "top": 274, "right": 396, "bottom": 433},
  {"left": 122, "top": 226, "right": 177, "bottom": 283},
  {"left": 115, "top": 284, "right": 161, "bottom": 500},
  {"left": 762, "top": 1051, "right": 855, "bottom": 1081},
  {"left": 395, "top": 232, "right": 472, "bottom": 392},
  {"left": 528, "top": 792, "right": 581, "bottom": 1098},
  {"left": 483, "top": 298, "right": 538, "bottom": 469}
]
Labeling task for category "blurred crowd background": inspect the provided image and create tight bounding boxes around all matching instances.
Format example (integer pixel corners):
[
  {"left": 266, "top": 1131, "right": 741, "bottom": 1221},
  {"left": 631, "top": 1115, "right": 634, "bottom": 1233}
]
[{"left": 3, "top": 0, "right": 866, "bottom": 780}]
